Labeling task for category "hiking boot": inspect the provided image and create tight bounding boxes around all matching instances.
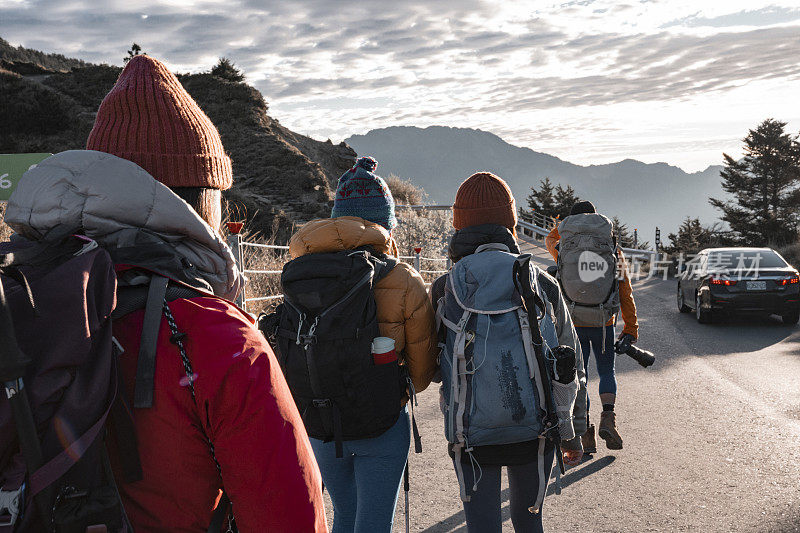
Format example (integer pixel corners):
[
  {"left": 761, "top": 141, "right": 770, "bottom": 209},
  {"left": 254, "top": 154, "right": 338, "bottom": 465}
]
[
  {"left": 598, "top": 411, "right": 623, "bottom": 450},
  {"left": 582, "top": 423, "right": 597, "bottom": 454}
]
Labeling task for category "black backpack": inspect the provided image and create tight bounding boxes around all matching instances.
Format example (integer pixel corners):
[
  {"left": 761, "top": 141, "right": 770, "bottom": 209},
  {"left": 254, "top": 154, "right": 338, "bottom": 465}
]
[
  {"left": 0, "top": 236, "right": 134, "bottom": 533},
  {"left": 0, "top": 234, "right": 234, "bottom": 532},
  {"left": 262, "top": 249, "right": 405, "bottom": 457}
]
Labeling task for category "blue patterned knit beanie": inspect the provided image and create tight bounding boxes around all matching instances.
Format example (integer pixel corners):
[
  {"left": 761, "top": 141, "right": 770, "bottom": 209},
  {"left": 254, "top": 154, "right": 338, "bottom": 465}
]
[{"left": 331, "top": 156, "right": 397, "bottom": 230}]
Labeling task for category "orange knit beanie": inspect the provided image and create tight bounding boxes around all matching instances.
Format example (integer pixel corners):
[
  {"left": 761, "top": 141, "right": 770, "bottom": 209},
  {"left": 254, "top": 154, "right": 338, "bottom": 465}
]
[
  {"left": 452, "top": 172, "right": 517, "bottom": 230},
  {"left": 87, "top": 55, "right": 233, "bottom": 190}
]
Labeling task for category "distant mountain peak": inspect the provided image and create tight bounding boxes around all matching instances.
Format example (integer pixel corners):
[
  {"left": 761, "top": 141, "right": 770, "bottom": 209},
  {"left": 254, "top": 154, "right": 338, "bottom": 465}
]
[{"left": 346, "top": 125, "right": 724, "bottom": 237}]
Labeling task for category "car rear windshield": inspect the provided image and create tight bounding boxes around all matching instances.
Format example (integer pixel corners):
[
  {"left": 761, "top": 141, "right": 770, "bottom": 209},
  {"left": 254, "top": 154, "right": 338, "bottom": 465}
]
[{"left": 708, "top": 250, "right": 787, "bottom": 270}]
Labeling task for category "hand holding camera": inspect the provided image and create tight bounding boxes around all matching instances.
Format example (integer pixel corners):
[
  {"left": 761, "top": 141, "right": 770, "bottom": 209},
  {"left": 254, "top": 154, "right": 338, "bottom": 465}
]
[{"left": 614, "top": 333, "right": 655, "bottom": 368}]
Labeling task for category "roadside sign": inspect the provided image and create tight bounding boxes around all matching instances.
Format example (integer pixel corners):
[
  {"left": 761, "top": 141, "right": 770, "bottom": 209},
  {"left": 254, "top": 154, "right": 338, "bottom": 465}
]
[{"left": 0, "top": 153, "right": 51, "bottom": 202}]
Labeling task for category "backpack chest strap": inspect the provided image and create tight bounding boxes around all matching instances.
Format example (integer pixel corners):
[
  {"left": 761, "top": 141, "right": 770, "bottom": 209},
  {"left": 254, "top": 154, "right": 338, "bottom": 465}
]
[{"left": 436, "top": 303, "right": 463, "bottom": 334}]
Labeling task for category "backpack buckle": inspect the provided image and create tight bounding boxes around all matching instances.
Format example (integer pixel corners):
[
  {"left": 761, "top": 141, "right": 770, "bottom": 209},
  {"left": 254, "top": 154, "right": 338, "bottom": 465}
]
[
  {"left": 296, "top": 315, "right": 319, "bottom": 347},
  {"left": 300, "top": 334, "right": 317, "bottom": 346},
  {"left": 312, "top": 399, "right": 332, "bottom": 408},
  {"left": 0, "top": 483, "right": 24, "bottom": 528}
]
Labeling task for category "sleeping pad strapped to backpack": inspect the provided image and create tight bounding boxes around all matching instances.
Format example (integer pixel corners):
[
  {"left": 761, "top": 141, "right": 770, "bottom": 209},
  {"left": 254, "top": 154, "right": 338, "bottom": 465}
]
[{"left": 265, "top": 249, "right": 407, "bottom": 458}]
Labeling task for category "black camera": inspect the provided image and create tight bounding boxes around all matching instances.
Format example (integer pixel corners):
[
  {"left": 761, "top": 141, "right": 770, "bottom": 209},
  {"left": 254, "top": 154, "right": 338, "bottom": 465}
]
[{"left": 614, "top": 334, "right": 655, "bottom": 368}]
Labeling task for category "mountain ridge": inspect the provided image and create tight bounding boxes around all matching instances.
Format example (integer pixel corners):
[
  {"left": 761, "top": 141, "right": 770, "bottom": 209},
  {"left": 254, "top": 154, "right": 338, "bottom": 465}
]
[{"left": 347, "top": 125, "right": 725, "bottom": 239}]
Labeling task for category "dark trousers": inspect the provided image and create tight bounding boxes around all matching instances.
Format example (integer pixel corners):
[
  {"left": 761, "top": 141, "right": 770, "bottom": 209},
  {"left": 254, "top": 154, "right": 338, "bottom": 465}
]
[{"left": 455, "top": 440, "right": 555, "bottom": 533}]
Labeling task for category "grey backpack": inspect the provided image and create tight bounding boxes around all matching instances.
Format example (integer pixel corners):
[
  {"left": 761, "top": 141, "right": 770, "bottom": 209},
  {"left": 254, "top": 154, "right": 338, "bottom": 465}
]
[{"left": 557, "top": 213, "right": 620, "bottom": 327}]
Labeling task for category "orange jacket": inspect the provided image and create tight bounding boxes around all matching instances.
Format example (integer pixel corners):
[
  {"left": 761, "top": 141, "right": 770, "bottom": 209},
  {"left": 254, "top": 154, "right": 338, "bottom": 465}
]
[
  {"left": 290, "top": 216, "right": 438, "bottom": 394},
  {"left": 546, "top": 226, "right": 639, "bottom": 338}
]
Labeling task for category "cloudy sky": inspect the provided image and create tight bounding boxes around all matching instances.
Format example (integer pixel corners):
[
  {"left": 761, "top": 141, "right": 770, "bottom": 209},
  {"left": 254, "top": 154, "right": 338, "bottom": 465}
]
[{"left": 3, "top": 0, "right": 800, "bottom": 171}]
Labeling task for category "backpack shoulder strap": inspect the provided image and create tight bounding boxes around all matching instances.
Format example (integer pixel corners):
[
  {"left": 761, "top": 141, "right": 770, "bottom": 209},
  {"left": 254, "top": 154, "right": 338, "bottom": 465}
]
[
  {"left": 537, "top": 268, "right": 561, "bottom": 308},
  {"left": 133, "top": 275, "right": 169, "bottom": 409},
  {"left": 364, "top": 250, "right": 397, "bottom": 284},
  {"left": 113, "top": 274, "right": 206, "bottom": 409}
]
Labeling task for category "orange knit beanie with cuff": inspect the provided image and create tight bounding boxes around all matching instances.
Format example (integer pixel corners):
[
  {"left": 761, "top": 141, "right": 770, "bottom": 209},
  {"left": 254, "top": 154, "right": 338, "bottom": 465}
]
[
  {"left": 87, "top": 55, "right": 233, "bottom": 190},
  {"left": 452, "top": 172, "right": 518, "bottom": 230}
]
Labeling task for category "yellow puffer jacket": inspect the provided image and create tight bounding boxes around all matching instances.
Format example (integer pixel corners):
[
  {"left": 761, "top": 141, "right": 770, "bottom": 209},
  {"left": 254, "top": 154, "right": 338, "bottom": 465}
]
[{"left": 289, "top": 216, "right": 438, "bottom": 396}]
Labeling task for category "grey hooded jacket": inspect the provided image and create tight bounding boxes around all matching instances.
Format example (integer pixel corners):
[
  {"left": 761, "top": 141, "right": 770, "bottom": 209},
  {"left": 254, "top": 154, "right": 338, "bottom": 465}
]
[{"left": 5, "top": 150, "right": 242, "bottom": 300}]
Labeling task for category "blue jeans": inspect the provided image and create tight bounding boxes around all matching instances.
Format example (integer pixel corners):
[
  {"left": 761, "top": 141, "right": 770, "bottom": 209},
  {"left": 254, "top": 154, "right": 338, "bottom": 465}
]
[
  {"left": 456, "top": 440, "right": 555, "bottom": 533},
  {"left": 576, "top": 325, "right": 617, "bottom": 414},
  {"left": 310, "top": 407, "right": 410, "bottom": 533}
]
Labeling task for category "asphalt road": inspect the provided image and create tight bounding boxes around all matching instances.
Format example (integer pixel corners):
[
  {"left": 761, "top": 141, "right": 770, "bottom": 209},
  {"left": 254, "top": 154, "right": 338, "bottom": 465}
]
[{"left": 325, "top": 241, "right": 800, "bottom": 532}]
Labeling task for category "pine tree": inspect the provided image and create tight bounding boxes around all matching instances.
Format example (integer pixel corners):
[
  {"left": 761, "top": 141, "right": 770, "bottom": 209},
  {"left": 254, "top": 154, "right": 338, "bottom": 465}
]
[
  {"left": 124, "top": 43, "right": 143, "bottom": 64},
  {"left": 611, "top": 216, "right": 632, "bottom": 247},
  {"left": 210, "top": 57, "right": 245, "bottom": 82},
  {"left": 709, "top": 119, "right": 800, "bottom": 245},
  {"left": 520, "top": 177, "right": 558, "bottom": 219},
  {"left": 553, "top": 184, "right": 580, "bottom": 219},
  {"left": 663, "top": 217, "right": 727, "bottom": 255}
]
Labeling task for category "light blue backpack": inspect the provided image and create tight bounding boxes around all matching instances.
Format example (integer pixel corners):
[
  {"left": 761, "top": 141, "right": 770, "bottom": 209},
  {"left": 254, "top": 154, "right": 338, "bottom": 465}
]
[{"left": 437, "top": 244, "right": 576, "bottom": 506}]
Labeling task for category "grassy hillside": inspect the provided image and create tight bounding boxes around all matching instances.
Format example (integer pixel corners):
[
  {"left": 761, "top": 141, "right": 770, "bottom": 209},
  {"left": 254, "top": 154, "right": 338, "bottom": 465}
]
[
  {"left": 0, "top": 37, "right": 87, "bottom": 74},
  {"left": 0, "top": 40, "right": 356, "bottom": 240}
]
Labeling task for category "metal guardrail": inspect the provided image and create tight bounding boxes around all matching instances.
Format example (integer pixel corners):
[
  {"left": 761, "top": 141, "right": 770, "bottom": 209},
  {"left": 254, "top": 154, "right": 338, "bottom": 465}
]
[
  {"left": 227, "top": 233, "right": 449, "bottom": 311},
  {"left": 519, "top": 212, "right": 560, "bottom": 230},
  {"left": 241, "top": 242, "right": 290, "bottom": 250},
  {"left": 226, "top": 207, "right": 655, "bottom": 310},
  {"left": 620, "top": 247, "right": 658, "bottom": 260},
  {"left": 396, "top": 205, "right": 453, "bottom": 211},
  {"left": 516, "top": 219, "right": 553, "bottom": 238}
]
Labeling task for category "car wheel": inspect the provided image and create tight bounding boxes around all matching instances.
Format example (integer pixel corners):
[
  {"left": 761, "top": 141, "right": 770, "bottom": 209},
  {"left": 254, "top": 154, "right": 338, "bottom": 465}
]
[
  {"left": 677, "top": 284, "right": 691, "bottom": 313},
  {"left": 782, "top": 310, "right": 799, "bottom": 325},
  {"left": 696, "top": 292, "right": 713, "bottom": 324}
]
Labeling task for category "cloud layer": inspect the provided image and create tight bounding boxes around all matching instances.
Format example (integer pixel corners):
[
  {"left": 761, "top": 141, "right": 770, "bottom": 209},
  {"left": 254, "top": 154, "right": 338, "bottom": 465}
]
[{"left": 3, "top": 0, "right": 800, "bottom": 170}]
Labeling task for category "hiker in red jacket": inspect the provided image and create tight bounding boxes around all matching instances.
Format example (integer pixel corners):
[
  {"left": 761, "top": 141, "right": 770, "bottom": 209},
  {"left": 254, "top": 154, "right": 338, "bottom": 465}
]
[{"left": 7, "top": 55, "right": 327, "bottom": 532}]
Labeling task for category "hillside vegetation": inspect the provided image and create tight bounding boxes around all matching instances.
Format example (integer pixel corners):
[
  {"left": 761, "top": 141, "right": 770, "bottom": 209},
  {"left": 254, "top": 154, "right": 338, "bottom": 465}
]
[
  {"left": 0, "top": 37, "right": 87, "bottom": 74},
  {"left": 0, "top": 39, "right": 356, "bottom": 240}
]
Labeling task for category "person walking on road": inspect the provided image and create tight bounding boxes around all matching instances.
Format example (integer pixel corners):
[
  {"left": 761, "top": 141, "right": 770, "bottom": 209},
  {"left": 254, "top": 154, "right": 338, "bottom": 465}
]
[
  {"left": 5, "top": 55, "right": 327, "bottom": 531},
  {"left": 431, "top": 172, "right": 587, "bottom": 533},
  {"left": 545, "top": 200, "right": 639, "bottom": 453},
  {"left": 280, "top": 156, "right": 438, "bottom": 533}
]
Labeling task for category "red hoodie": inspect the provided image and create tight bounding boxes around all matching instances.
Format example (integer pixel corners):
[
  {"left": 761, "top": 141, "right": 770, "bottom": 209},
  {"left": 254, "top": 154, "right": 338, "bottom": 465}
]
[{"left": 111, "top": 293, "right": 327, "bottom": 532}]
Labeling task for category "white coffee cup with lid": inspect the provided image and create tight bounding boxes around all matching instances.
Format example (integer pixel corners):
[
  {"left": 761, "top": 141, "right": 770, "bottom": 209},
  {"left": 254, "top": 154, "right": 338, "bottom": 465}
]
[{"left": 371, "top": 336, "right": 397, "bottom": 364}]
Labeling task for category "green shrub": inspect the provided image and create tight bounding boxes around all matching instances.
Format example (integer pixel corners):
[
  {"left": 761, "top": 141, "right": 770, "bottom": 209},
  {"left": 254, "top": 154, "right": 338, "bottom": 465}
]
[
  {"left": 778, "top": 242, "right": 800, "bottom": 270},
  {"left": 0, "top": 73, "right": 74, "bottom": 135},
  {"left": 44, "top": 65, "right": 121, "bottom": 109},
  {"left": 386, "top": 174, "right": 425, "bottom": 205}
]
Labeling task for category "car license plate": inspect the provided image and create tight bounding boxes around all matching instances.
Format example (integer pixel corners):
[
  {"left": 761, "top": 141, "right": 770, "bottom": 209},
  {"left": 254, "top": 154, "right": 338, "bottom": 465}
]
[{"left": 746, "top": 280, "right": 766, "bottom": 291}]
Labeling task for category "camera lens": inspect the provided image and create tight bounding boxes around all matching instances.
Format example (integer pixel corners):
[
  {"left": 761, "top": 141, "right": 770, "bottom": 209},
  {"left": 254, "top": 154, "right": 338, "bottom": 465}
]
[{"left": 628, "top": 346, "right": 655, "bottom": 368}]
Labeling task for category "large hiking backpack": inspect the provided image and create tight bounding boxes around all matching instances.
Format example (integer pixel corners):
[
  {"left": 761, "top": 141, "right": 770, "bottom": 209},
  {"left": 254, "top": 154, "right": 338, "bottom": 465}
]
[
  {"left": 0, "top": 236, "right": 135, "bottom": 533},
  {"left": 0, "top": 234, "right": 234, "bottom": 532},
  {"left": 436, "top": 244, "right": 578, "bottom": 506},
  {"left": 265, "top": 249, "right": 410, "bottom": 457},
  {"left": 556, "top": 213, "right": 620, "bottom": 327}
]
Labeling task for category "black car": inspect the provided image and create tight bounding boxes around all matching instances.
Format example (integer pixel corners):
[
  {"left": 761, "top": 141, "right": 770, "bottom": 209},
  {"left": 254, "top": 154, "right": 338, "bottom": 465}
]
[{"left": 677, "top": 247, "right": 800, "bottom": 325}]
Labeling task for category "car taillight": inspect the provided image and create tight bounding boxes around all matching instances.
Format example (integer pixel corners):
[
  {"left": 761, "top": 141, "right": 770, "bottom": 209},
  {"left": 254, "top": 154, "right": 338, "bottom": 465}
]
[
  {"left": 710, "top": 278, "right": 737, "bottom": 286},
  {"left": 776, "top": 276, "right": 799, "bottom": 286}
]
